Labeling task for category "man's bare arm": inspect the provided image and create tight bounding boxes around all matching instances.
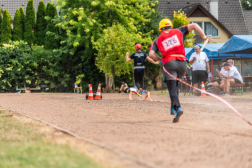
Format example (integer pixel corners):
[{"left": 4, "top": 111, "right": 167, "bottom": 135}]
[
  {"left": 126, "top": 52, "right": 131, "bottom": 62},
  {"left": 148, "top": 50, "right": 162, "bottom": 61},
  {"left": 146, "top": 56, "right": 159, "bottom": 65}
]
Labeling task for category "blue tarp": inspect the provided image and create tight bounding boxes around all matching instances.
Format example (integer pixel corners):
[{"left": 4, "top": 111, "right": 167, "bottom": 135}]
[
  {"left": 186, "top": 42, "right": 252, "bottom": 59},
  {"left": 218, "top": 35, "right": 252, "bottom": 54},
  {"left": 185, "top": 48, "right": 191, "bottom": 55},
  {"left": 186, "top": 43, "right": 225, "bottom": 59}
]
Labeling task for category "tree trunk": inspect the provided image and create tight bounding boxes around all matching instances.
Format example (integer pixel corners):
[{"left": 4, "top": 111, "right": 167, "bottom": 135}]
[
  {"left": 112, "top": 66, "right": 115, "bottom": 93},
  {"left": 112, "top": 71, "right": 115, "bottom": 93},
  {"left": 105, "top": 73, "right": 113, "bottom": 91}
]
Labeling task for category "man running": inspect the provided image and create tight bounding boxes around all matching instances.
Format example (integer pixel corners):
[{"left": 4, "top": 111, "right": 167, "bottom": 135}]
[
  {"left": 126, "top": 44, "right": 159, "bottom": 95},
  {"left": 149, "top": 19, "right": 211, "bottom": 123}
]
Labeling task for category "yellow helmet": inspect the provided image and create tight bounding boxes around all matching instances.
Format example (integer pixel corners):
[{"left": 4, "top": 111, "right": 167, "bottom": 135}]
[{"left": 159, "top": 19, "right": 173, "bottom": 31}]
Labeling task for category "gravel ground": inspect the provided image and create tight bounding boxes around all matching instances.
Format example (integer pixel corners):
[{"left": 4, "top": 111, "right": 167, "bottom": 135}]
[{"left": 0, "top": 93, "right": 252, "bottom": 168}]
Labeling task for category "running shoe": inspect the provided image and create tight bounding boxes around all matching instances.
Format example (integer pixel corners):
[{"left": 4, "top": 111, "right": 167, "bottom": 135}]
[
  {"left": 171, "top": 108, "right": 175, "bottom": 115},
  {"left": 173, "top": 107, "right": 183, "bottom": 123}
]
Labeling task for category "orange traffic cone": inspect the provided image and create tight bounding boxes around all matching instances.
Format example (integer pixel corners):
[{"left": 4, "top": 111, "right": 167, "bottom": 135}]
[
  {"left": 87, "top": 84, "right": 94, "bottom": 100},
  {"left": 94, "top": 83, "right": 102, "bottom": 100},
  {"left": 201, "top": 81, "right": 207, "bottom": 97}
]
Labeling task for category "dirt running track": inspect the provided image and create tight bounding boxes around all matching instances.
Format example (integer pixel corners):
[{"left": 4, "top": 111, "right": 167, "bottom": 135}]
[{"left": 0, "top": 93, "right": 252, "bottom": 168}]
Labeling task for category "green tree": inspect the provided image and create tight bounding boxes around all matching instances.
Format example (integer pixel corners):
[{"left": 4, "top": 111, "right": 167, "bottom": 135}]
[
  {"left": 0, "top": 9, "right": 2, "bottom": 42},
  {"left": 1, "top": 9, "right": 12, "bottom": 43},
  {"left": 45, "top": 3, "right": 59, "bottom": 49},
  {"left": 35, "top": 0, "right": 47, "bottom": 45},
  {"left": 172, "top": 11, "right": 195, "bottom": 48},
  {"left": 55, "top": 0, "right": 161, "bottom": 90},
  {"left": 19, "top": 7, "right": 25, "bottom": 40},
  {"left": 94, "top": 24, "right": 139, "bottom": 92},
  {"left": 241, "top": 0, "right": 252, "bottom": 10},
  {"left": 13, "top": 9, "right": 23, "bottom": 41},
  {"left": 24, "top": 0, "right": 36, "bottom": 45}
]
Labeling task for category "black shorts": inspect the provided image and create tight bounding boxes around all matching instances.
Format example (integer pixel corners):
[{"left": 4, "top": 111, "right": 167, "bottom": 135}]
[
  {"left": 163, "top": 60, "right": 187, "bottom": 81},
  {"left": 192, "top": 70, "right": 207, "bottom": 84},
  {"left": 124, "top": 88, "right": 130, "bottom": 93},
  {"left": 234, "top": 78, "right": 242, "bottom": 83}
]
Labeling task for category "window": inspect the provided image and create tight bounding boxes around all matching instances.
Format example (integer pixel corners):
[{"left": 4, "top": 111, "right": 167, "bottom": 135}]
[{"left": 193, "top": 22, "right": 219, "bottom": 37}]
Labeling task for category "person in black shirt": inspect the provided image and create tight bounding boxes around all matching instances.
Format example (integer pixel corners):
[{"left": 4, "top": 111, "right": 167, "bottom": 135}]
[{"left": 126, "top": 44, "right": 159, "bottom": 95}]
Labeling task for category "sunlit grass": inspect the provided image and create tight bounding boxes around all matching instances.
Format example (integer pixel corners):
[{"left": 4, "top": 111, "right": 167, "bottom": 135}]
[{"left": 0, "top": 110, "right": 102, "bottom": 168}]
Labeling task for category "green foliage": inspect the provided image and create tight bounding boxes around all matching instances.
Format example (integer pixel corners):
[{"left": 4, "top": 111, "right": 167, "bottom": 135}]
[
  {"left": 172, "top": 11, "right": 195, "bottom": 48},
  {"left": 94, "top": 24, "right": 137, "bottom": 76},
  {"left": 19, "top": 7, "right": 25, "bottom": 40},
  {"left": 0, "top": 41, "right": 78, "bottom": 92},
  {"left": 35, "top": 0, "right": 47, "bottom": 46},
  {"left": 13, "top": 9, "right": 23, "bottom": 41},
  {"left": 0, "top": 9, "right": 2, "bottom": 42},
  {"left": 1, "top": 9, "right": 12, "bottom": 43},
  {"left": 55, "top": 0, "right": 158, "bottom": 53},
  {"left": 94, "top": 24, "right": 138, "bottom": 91},
  {"left": 24, "top": 0, "right": 36, "bottom": 45},
  {"left": 54, "top": 0, "right": 162, "bottom": 90},
  {"left": 241, "top": 0, "right": 252, "bottom": 10},
  {"left": 45, "top": 3, "right": 59, "bottom": 49}
]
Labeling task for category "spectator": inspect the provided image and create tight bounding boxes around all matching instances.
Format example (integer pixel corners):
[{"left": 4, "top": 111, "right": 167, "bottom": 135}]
[
  {"left": 25, "top": 87, "right": 31, "bottom": 93},
  {"left": 222, "top": 62, "right": 243, "bottom": 95},
  {"left": 189, "top": 45, "right": 210, "bottom": 95},
  {"left": 118, "top": 82, "right": 130, "bottom": 93},
  {"left": 212, "top": 59, "right": 228, "bottom": 94},
  {"left": 227, "top": 59, "right": 237, "bottom": 71}
]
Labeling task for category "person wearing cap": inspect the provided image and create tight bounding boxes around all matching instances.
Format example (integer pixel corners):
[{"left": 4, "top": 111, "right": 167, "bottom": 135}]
[
  {"left": 222, "top": 62, "right": 243, "bottom": 95},
  {"left": 189, "top": 45, "right": 210, "bottom": 96},
  {"left": 149, "top": 19, "right": 212, "bottom": 123},
  {"left": 126, "top": 44, "right": 159, "bottom": 95},
  {"left": 212, "top": 59, "right": 228, "bottom": 94}
]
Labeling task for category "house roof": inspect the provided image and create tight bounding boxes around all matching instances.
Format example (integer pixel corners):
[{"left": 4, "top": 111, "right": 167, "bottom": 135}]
[
  {"left": 184, "top": 3, "right": 233, "bottom": 38},
  {"left": 0, "top": 0, "right": 52, "bottom": 20},
  {"left": 158, "top": 0, "right": 249, "bottom": 35},
  {"left": 243, "top": 10, "right": 252, "bottom": 35}
]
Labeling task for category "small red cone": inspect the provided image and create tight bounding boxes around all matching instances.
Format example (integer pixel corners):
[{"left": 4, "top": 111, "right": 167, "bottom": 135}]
[
  {"left": 201, "top": 81, "right": 207, "bottom": 97},
  {"left": 87, "top": 84, "right": 94, "bottom": 100},
  {"left": 94, "top": 83, "right": 102, "bottom": 100}
]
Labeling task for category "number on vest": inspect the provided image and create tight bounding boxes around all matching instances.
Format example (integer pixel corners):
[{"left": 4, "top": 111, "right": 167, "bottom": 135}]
[{"left": 161, "top": 35, "right": 180, "bottom": 51}]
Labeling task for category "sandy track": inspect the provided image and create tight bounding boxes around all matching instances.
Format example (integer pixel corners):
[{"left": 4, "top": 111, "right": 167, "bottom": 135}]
[{"left": 0, "top": 93, "right": 252, "bottom": 168}]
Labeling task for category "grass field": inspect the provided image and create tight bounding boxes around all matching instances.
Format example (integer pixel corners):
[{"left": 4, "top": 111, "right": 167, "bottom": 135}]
[{"left": 0, "top": 109, "right": 103, "bottom": 168}]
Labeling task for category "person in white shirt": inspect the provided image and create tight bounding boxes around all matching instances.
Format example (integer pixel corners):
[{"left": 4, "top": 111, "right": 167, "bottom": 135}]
[
  {"left": 212, "top": 59, "right": 228, "bottom": 94},
  {"left": 189, "top": 45, "right": 210, "bottom": 95},
  {"left": 227, "top": 59, "right": 237, "bottom": 71},
  {"left": 222, "top": 62, "right": 243, "bottom": 95}
]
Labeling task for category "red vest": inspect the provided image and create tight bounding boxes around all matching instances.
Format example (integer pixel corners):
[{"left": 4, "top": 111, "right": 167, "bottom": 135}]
[{"left": 156, "top": 29, "right": 187, "bottom": 65}]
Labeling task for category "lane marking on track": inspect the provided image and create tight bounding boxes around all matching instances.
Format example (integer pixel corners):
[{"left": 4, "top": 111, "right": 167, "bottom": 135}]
[{"left": 2, "top": 106, "right": 161, "bottom": 168}]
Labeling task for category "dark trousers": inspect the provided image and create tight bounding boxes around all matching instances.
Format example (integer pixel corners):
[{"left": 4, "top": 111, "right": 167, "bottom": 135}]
[
  {"left": 163, "top": 60, "right": 187, "bottom": 111},
  {"left": 165, "top": 80, "right": 180, "bottom": 111},
  {"left": 134, "top": 69, "right": 144, "bottom": 90}
]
